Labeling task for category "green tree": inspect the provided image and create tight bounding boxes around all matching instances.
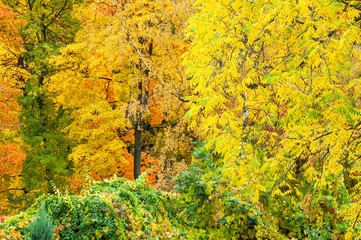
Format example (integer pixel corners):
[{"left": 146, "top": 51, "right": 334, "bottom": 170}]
[{"left": 1, "top": 0, "right": 82, "bottom": 194}]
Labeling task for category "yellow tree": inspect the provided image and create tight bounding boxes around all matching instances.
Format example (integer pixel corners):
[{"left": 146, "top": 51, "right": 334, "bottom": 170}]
[
  {"left": 184, "top": 0, "right": 361, "bottom": 237},
  {"left": 49, "top": 0, "right": 194, "bottom": 186},
  {"left": 0, "top": 2, "right": 26, "bottom": 137}
]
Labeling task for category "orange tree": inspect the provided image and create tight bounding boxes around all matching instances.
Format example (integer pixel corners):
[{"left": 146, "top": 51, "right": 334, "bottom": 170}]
[{"left": 0, "top": 2, "right": 27, "bottom": 215}]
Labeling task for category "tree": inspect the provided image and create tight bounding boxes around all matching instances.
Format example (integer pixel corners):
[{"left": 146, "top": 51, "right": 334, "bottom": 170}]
[
  {"left": 28, "top": 201, "right": 54, "bottom": 240},
  {"left": 1, "top": 0, "right": 82, "bottom": 194},
  {"left": 184, "top": 0, "right": 361, "bottom": 237},
  {"left": 49, "top": 0, "right": 194, "bottom": 182},
  {"left": 0, "top": 2, "right": 27, "bottom": 215}
]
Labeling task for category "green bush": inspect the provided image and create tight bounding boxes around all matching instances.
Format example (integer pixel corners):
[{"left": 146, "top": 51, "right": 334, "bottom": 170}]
[
  {"left": 174, "top": 145, "right": 264, "bottom": 239},
  {"left": 6, "top": 149, "right": 347, "bottom": 240},
  {"left": 263, "top": 184, "right": 351, "bottom": 239},
  {"left": 0, "top": 174, "right": 178, "bottom": 239},
  {"left": 45, "top": 174, "right": 178, "bottom": 239}
]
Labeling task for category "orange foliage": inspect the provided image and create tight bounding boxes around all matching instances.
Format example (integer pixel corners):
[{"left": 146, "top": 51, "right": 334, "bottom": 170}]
[
  {"left": 0, "top": 143, "right": 24, "bottom": 177},
  {"left": 65, "top": 174, "right": 86, "bottom": 193},
  {"left": 0, "top": 4, "right": 25, "bottom": 47},
  {"left": 0, "top": 3, "right": 26, "bottom": 215},
  {"left": 0, "top": 143, "right": 26, "bottom": 214},
  {"left": 148, "top": 81, "right": 167, "bottom": 125},
  {"left": 65, "top": 148, "right": 159, "bottom": 192},
  {"left": 0, "top": 85, "right": 21, "bottom": 127},
  {"left": 0, "top": 3, "right": 24, "bottom": 129},
  {"left": 118, "top": 149, "right": 159, "bottom": 183},
  {"left": 95, "top": 2, "right": 116, "bottom": 16},
  {"left": 119, "top": 149, "right": 135, "bottom": 180}
]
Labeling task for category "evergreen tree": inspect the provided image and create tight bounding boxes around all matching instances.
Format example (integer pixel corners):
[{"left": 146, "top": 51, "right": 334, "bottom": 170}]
[{"left": 28, "top": 201, "right": 54, "bottom": 240}]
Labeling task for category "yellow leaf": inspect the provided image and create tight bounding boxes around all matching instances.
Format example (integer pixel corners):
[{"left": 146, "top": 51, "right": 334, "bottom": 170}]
[
  {"left": 102, "top": 226, "right": 109, "bottom": 233},
  {"left": 252, "top": 190, "right": 259, "bottom": 203},
  {"left": 95, "top": 229, "right": 102, "bottom": 239}
]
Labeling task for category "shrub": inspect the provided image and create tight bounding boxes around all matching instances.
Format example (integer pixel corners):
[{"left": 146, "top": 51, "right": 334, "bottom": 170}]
[
  {"left": 174, "top": 145, "right": 265, "bottom": 239},
  {"left": 0, "top": 174, "right": 179, "bottom": 240},
  {"left": 28, "top": 201, "right": 54, "bottom": 240}
]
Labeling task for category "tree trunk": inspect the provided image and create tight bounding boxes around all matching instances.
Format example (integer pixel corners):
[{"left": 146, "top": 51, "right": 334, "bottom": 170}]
[
  {"left": 134, "top": 123, "right": 142, "bottom": 179},
  {"left": 133, "top": 40, "right": 152, "bottom": 179},
  {"left": 134, "top": 80, "right": 143, "bottom": 179}
]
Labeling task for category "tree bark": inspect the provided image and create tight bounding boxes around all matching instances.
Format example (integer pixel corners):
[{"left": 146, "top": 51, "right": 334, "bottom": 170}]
[
  {"left": 134, "top": 80, "right": 143, "bottom": 179},
  {"left": 134, "top": 123, "right": 142, "bottom": 179}
]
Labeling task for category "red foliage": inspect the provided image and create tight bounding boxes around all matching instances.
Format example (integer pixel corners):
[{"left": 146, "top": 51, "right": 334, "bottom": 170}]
[
  {"left": 115, "top": 208, "right": 124, "bottom": 218},
  {"left": 0, "top": 216, "right": 8, "bottom": 223}
]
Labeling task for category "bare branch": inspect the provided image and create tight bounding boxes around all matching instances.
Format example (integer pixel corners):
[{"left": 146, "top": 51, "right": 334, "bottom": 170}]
[{"left": 0, "top": 123, "right": 23, "bottom": 127}]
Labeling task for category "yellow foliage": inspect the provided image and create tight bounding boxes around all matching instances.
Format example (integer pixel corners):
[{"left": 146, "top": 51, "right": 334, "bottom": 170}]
[
  {"left": 184, "top": 0, "right": 361, "bottom": 235},
  {"left": 48, "top": 0, "right": 195, "bottom": 188}
]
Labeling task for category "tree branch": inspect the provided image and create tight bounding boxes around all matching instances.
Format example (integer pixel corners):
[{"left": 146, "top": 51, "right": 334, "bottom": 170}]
[
  {"left": 0, "top": 123, "right": 22, "bottom": 127},
  {"left": 340, "top": 0, "right": 361, "bottom": 11}
]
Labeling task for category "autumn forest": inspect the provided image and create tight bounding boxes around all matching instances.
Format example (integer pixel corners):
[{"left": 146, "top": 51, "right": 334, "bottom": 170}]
[{"left": 1, "top": 0, "right": 361, "bottom": 239}]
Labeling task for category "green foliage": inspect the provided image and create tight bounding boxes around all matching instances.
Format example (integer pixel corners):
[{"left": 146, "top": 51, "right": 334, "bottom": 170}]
[
  {"left": 8, "top": 0, "right": 81, "bottom": 45},
  {"left": 45, "top": 175, "right": 178, "bottom": 239},
  {"left": 174, "top": 144, "right": 264, "bottom": 239},
  {"left": 45, "top": 193, "right": 121, "bottom": 239},
  {"left": 2, "top": 168, "right": 352, "bottom": 239},
  {"left": 28, "top": 201, "right": 54, "bottom": 240},
  {"left": 19, "top": 80, "right": 74, "bottom": 193},
  {"left": 259, "top": 180, "right": 352, "bottom": 239},
  {"left": 1, "top": 0, "right": 83, "bottom": 195},
  {"left": 0, "top": 174, "right": 178, "bottom": 239}
]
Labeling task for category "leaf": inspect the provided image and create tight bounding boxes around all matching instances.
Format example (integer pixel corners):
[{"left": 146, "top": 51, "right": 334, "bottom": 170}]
[
  {"left": 95, "top": 229, "right": 102, "bottom": 239},
  {"left": 102, "top": 226, "right": 109, "bottom": 233}
]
